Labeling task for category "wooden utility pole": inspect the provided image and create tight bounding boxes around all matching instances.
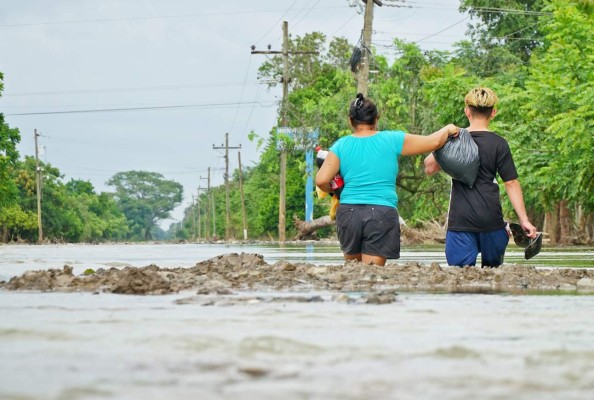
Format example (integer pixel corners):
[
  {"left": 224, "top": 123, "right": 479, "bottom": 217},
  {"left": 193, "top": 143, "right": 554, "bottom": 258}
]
[
  {"left": 279, "top": 21, "right": 289, "bottom": 243},
  {"left": 34, "top": 129, "right": 43, "bottom": 243},
  {"left": 213, "top": 133, "right": 240, "bottom": 241},
  {"left": 196, "top": 187, "right": 208, "bottom": 240},
  {"left": 357, "top": 0, "right": 382, "bottom": 96},
  {"left": 251, "top": 21, "right": 317, "bottom": 242},
  {"left": 200, "top": 167, "right": 211, "bottom": 240},
  {"left": 211, "top": 193, "right": 216, "bottom": 240},
  {"left": 238, "top": 152, "right": 248, "bottom": 240},
  {"left": 196, "top": 189, "right": 201, "bottom": 239},
  {"left": 191, "top": 195, "right": 196, "bottom": 240}
]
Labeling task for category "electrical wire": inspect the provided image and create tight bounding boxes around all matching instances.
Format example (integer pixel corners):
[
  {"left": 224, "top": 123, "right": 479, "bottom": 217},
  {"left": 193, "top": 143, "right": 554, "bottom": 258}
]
[
  {"left": 292, "top": 0, "right": 322, "bottom": 30},
  {"left": 240, "top": 79, "right": 265, "bottom": 142},
  {"left": 5, "top": 100, "right": 279, "bottom": 116},
  {"left": 330, "top": 10, "right": 359, "bottom": 37},
  {"left": 253, "top": 0, "right": 299, "bottom": 46},
  {"left": 415, "top": 16, "right": 469, "bottom": 43},
  {"left": 2, "top": 81, "right": 261, "bottom": 97},
  {"left": 0, "top": 6, "right": 350, "bottom": 29},
  {"left": 228, "top": 55, "right": 253, "bottom": 135}
]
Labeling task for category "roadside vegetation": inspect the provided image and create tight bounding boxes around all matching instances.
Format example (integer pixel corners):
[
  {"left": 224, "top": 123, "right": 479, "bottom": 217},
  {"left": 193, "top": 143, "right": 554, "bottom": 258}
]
[{"left": 0, "top": 0, "right": 591, "bottom": 244}]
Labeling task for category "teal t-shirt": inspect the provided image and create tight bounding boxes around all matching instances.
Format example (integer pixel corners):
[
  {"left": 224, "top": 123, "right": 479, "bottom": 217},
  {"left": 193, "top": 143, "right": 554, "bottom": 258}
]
[{"left": 329, "top": 130, "right": 406, "bottom": 208}]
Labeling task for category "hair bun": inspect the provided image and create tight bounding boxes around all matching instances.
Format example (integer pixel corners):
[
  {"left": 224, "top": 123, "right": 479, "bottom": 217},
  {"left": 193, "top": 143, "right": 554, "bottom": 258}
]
[{"left": 354, "top": 93, "right": 364, "bottom": 109}]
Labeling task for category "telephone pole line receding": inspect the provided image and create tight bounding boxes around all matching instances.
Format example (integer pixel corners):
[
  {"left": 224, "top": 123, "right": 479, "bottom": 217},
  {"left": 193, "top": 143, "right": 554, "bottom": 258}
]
[
  {"left": 357, "top": 0, "right": 382, "bottom": 96},
  {"left": 34, "top": 129, "right": 43, "bottom": 243},
  {"left": 196, "top": 187, "right": 208, "bottom": 240},
  {"left": 251, "top": 21, "right": 318, "bottom": 242},
  {"left": 200, "top": 167, "right": 211, "bottom": 240},
  {"left": 237, "top": 151, "right": 248, "bottom": 240},
  {"left": 213, "top": 133, "right": 241, "bottom": 241}
]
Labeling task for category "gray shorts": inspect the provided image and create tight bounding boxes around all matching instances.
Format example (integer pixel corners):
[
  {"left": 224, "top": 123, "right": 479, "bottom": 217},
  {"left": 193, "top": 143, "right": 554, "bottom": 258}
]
[{"left": 335, "top": 204, "right": 401, "bottom": 259}]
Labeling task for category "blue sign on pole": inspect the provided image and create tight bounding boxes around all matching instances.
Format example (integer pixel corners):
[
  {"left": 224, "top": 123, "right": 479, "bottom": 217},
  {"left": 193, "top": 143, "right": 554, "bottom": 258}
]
[
  {"left": 305, "top": 129, "right": 319, "bottom": 222},
  {"left": 305, "top": 149, "right": 314, "bottom": 222},
  {"left": 276, "top": 127, "right": 319, "bottom": 222}
]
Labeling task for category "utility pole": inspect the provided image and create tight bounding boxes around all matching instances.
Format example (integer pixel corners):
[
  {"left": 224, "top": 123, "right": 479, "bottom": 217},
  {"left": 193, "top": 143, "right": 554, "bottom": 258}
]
[
  {"left": 213, "top": 133, "right": 241, "bottom": 241},
  {"left": 280, "top": 21, "right": 289, "bottom": 243},
  {"left": 211, "top": 194, "right": 216, "bottom": 240},
  {"left": 200, "top": 167, "right": 211, "bottom": 240},
  {"left": 357, "top": 0, "right": 382, "bottom": 96},
  {"left": 196, "top": 189, "right": 201, "bottom": 240},
  {"left": 34, "top": 129, "right": 43, "bottom": 243},
  {"left": 191, "top": 195, "right": 196, "bottom": 241},
  {"left": 238, "top": 152, "right": 248, "bottom": 240},
  {"left": 196, "top": 187, "right": 207, "bottom": 240},
  {"left": 251, "top": 21, "right": 317, "bottom": 242}
]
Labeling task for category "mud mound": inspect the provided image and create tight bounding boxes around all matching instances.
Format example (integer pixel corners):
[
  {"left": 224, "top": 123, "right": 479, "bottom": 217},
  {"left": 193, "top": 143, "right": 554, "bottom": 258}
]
[{"left": 3, "top": 252, "right": 594, "bottom": 295}]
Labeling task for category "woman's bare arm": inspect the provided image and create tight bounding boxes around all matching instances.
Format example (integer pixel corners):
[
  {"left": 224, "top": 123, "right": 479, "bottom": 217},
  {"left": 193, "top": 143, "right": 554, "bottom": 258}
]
[
  {"left": 315, "top": 151, "right": 340, "bottom": 193},
  {"left": 401, "top": 124, "right": 458, "bottom": 156}
]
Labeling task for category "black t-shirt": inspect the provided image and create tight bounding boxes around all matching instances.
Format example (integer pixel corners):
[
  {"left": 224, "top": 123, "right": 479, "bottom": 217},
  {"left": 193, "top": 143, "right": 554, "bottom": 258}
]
[{"left": 447, "top": 130, "right": 518, "bottom": 232}]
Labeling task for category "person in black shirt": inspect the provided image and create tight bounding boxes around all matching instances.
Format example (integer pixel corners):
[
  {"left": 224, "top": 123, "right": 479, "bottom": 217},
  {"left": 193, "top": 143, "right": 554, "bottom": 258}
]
[{"left": 424, "top": 87, "right": 537, "bottom": 267}]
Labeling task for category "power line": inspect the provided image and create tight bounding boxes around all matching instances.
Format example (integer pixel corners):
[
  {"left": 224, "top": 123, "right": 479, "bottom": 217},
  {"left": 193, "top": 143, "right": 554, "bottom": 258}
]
[
  {"left": 254, "top": 0, "right": 299, "bottom": 45},
  {"left": 330, "top": 10, "right": 360, "bottom": 37},
  {"left": 228, "top": 55, "right": 253, "bottom": 135},
  {"left": 292, "top": 0, "right": 322, "bottom": 30},
  {"left": 0, "top": 2, "right": 549, "bottom": 31},
  {"left": 415, "top": 16, "right": 469, "bottom": 43},
  {"left": 2, "top": 80, "right": 262, "bottom": 97},
  {"left": 0, "top": 6, "right": 350, "bottom": 29},
  {"left": 5, "top": 100, "right": 279, "bottom": 116}
]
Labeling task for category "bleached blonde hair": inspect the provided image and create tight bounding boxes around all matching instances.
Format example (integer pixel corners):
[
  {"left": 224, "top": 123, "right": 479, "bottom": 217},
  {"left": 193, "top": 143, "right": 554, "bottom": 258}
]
[{"left": 464, "top": 87, "right": 499, "bottom": 108}]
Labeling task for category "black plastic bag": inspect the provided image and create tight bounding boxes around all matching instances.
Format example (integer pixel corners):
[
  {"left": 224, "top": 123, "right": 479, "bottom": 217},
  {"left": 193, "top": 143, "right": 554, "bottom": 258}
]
[{"left": 433, "top": 128, "right": 479, "bottom": 188}]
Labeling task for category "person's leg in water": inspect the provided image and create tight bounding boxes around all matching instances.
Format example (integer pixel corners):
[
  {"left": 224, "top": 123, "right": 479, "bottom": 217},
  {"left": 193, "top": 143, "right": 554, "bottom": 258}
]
[
  {"left": 478, "top": 228, "right": 509, "bottom": 267},
  {"left": 445, "top": 231, "right": 479, "bottom": 266},
  {"left": 359, "top": 205, "right": 400, "bottom": 266},
  {"left": 344, "top": 253, "right": 387, "bottom": 266},
  {"left": 336, "top": 205, "right": 398, "bottom": 267}
]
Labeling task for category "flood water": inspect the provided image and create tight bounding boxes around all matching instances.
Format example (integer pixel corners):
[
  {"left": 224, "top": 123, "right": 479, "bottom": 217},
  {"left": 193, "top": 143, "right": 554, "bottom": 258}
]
[{"left": 1, "top": 243, "right": 594, "bottom": 400}]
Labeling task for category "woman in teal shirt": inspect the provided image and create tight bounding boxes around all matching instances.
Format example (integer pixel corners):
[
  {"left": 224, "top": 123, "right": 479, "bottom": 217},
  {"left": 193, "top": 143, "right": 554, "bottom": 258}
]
[{"left": 316, "top": 93, "right": 458, "bottom": 266}]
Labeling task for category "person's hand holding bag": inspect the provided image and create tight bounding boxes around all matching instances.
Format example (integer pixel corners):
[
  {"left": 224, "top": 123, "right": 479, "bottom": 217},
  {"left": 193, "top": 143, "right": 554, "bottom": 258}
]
[{"left": 432, "top": 128, "right": 479, "bottom": 188}]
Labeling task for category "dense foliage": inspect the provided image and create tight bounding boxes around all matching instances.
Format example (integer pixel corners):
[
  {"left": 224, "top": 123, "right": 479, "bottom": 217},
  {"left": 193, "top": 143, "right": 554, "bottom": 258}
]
[
  {"left": 107, "top": 170, "right": 183, "bottom": 240},
  {"left": 174, "top": 0, "right": 592, "bottom": 244},
  {"left": 1, "top": 0, "right": 591, "bottom": 244}
]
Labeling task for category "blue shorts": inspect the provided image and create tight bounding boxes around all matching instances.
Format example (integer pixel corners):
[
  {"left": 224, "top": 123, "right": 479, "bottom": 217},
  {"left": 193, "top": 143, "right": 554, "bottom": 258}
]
[{"left": 445, "top": 228, "right": 510, "bottom": 267}]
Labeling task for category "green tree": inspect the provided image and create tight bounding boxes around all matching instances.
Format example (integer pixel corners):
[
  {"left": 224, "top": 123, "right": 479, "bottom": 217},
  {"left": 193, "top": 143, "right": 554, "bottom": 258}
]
[
  {"left": 460, "top": 0, "right": 546, "bottom": 62},
  {"left": 0, "top": 118, "right": 24, "bottom": 241},
  {"left": 0, "top": 73, "right": 24, "bottom": 240},
  {"left": 66, "top": 179, "right": 129, "bottom": 242},
  {"left": 501, "top": 0, "right": 594, "bottom": 243},
  {"left": 107, "top": 170, "right": 183, "bottom": 240}
]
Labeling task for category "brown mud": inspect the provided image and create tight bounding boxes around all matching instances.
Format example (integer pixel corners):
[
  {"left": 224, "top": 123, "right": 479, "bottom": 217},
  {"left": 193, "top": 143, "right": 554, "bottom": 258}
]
[{"left": 2, "top": 253, "right": 594, "bottom": 301}]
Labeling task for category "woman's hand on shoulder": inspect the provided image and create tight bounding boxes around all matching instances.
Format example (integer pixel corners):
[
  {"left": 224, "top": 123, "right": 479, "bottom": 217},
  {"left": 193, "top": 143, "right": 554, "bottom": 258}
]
[
  {"left": 445, "top": 124, "right": 460, "bottom": 138},
  {"left": 401, "top": 124, "right": 459, "bottom": 156}
]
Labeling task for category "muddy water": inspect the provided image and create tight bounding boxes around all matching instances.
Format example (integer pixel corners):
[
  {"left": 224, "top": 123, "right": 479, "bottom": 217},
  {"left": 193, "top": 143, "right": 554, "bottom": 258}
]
[
  {"left": 1, "top": 243, "right": 594, "bottom": 399},
  {"left": 1, "top": 242, "right": 593, "bottom": 282}
]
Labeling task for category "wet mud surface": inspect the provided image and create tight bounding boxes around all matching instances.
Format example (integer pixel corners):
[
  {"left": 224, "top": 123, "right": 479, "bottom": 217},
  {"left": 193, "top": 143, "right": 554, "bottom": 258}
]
[{"left": 3, "top": 253, "right": 594, "bottom": 301}]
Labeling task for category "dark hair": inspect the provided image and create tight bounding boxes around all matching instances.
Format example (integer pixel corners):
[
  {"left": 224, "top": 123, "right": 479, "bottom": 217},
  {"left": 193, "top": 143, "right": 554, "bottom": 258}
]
[
  {"left": 349, "top": 93, "right": 378, "bottom": 126},
  {"left": 467, "top": 105, "right": 494, "bottom": 119}
]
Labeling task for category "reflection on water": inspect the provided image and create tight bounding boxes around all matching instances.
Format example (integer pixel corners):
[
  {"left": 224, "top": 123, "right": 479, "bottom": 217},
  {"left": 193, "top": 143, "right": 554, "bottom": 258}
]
[{"left": 1, "top": 243, "right": 594, "bottom": 399}]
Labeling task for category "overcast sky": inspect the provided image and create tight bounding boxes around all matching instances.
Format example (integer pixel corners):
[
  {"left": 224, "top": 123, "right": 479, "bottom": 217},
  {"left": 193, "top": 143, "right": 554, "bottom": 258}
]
[{"left": 0, "top": 0, "right": 468, "bottom": 227}]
